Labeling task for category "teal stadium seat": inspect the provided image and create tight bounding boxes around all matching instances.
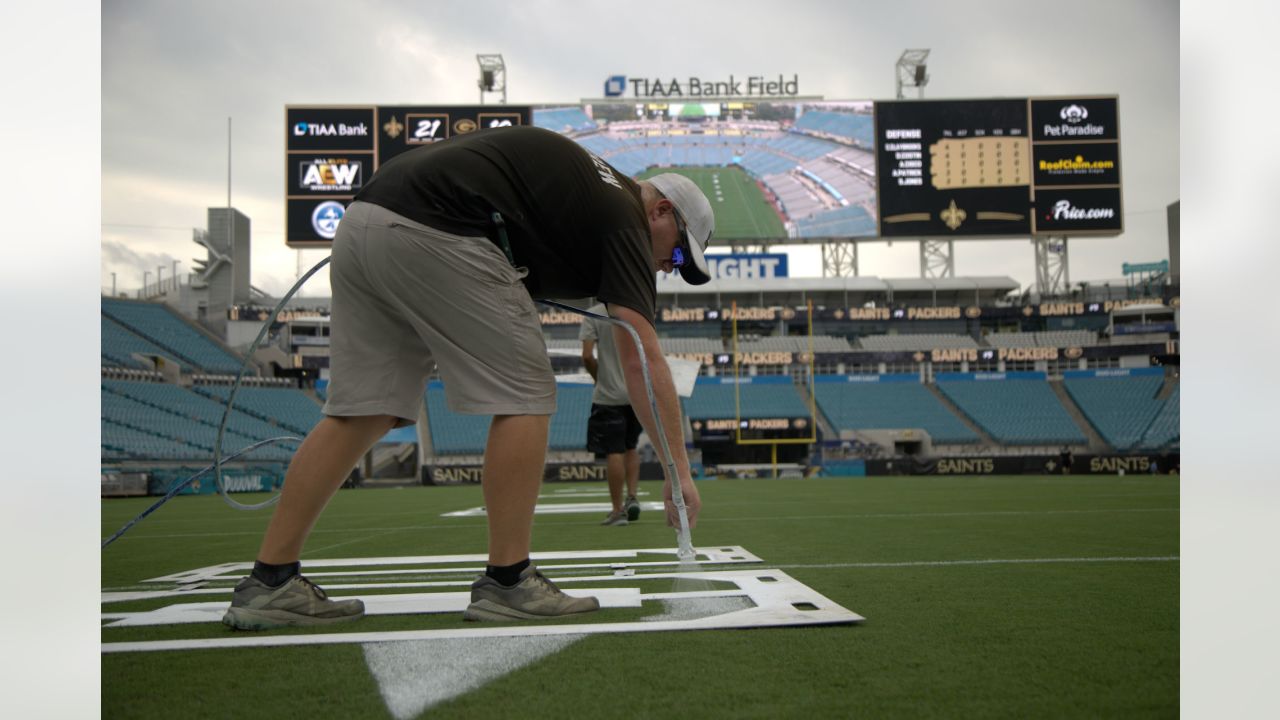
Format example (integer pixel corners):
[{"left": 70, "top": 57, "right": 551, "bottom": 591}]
[
  {"left": 425, "top": 384, "right": 490, "bottom": 455},
  {"left": 102, "top": 298, "right": 246, "bottom": 374},
  {"left": 101, "top": 316, "right": 173, "bottom": 369},
  {"left": 1139, "top": 384, "right": 1180, "bottom": 449},
  {"left": 101, "top": 384, "right": 291, "bottom": 461},
  {"left": 1063, "top": 374, "right": 1169, "bottom": 451},
  {"left": 423, "top": 382, "right": 594, "bottom": 454},
  {"left": 813, "top": 377, "right": 979, "bottom": 444},
  {"left": 937, "top": 378, "right": 1086, "bottom": 445},
  {"left": 682, "top": 378, "right": 810, "bottom": 420},
  {"left": 194, "top": 385, "right": 324, "bottom": 437}
]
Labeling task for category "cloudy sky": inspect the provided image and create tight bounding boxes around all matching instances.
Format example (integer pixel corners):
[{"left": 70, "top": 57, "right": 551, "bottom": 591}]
[{"left": 102, "top": 0, "right": 1178, "bottom": 298}]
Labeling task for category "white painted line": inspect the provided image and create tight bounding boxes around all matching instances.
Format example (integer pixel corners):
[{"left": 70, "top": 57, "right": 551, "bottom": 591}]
[
  {"left": 113, "top": 506, "right": 1179, "bottom": 542},
  {"left": 105, "top": 588, "right": 642, "bottom": 627},
  {"left": 143, "top": 546, "right": 762, "bottom": 584},
  {"left": 364, "top": 635, "right": 583, "bottom": 720},
  {"left": 442, "top": 501, "right": 665, "bottom": 518},
  {"left": 102, "top": 569, "right": 862, "bottom": 653},
  {"left": 778, "top": 555, "right": 1180, "bottom": 570},
  {"left": 540, "top": 490, "right": 651, "bottom": 499}
]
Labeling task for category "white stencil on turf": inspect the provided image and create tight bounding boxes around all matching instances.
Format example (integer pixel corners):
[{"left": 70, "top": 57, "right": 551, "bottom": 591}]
[
  {"left": 442, "top": 501, "right": 665, "bottom": 518},
  {"left": 363, "top": 635, "right": 584, "bottom": 720},
  {"left": 103, "top": 548, "right": 860, "bottom": 646},
  {"left": 361, "top": 595, "right": 755, "bottom": 719}
]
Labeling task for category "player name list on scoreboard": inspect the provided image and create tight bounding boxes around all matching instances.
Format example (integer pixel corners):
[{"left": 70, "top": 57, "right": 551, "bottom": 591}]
[
  {"left": 874, "top": 97, "right": 1120, "bottom": 237},
  {"left": 875, "top": 99, "right": 1034, "bottom": 236}
]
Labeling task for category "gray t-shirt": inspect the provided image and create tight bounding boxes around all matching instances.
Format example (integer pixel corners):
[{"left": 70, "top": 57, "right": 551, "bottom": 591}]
[{"left": 578, "top": 304, "right": 630, "bottom": 406}]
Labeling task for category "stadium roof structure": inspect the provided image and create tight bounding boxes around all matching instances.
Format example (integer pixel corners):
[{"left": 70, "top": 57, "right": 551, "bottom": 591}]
[
  {"left": 656, "top": 275, "right": 1020, "bottom": 308},
  {"left": 251, "top": 275, "right": 1019, "bottom": 315}
]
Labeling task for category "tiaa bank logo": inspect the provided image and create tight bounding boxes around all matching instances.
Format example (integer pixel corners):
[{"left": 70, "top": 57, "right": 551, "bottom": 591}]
[
  {"left": 604, "top": 75, "right": 627, "bottom": 97},
  {"left": 294, "top": 122, "right": 309, "bottom": 136},
  {"left": 311, "top": 201, "right": 346, "bottom": 239}
]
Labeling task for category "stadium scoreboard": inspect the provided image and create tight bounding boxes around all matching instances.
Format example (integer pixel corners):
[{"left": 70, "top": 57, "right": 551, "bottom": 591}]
[
  {"left": 285, "top": 105, "right": 531, "bottom": 247},
  {"left": 285, "top": 96, "right": 1119, "bottom": 247},
  {"left": 875, "top": 96, "right": 1121, "bottom": 237}
]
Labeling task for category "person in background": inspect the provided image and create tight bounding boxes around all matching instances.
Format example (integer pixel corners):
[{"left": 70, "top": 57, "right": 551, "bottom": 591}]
[{"left": 581, "top": 303, "right": 643, "bottom": 526}]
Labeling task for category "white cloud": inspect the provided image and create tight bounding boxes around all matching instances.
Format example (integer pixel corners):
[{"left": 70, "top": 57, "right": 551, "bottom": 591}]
[{"left": 102, "top": 0, "right": 1179, "bottom": 293}]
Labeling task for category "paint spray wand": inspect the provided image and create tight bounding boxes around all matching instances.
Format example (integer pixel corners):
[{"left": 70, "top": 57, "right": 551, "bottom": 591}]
[{"left": 538, "top": 300, "right": 695, "bottom": 560}]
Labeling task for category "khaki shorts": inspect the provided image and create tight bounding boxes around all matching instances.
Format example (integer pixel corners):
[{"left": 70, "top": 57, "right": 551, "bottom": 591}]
[{"left": 322, "top": 201, "right": 556, "bottom": 425}]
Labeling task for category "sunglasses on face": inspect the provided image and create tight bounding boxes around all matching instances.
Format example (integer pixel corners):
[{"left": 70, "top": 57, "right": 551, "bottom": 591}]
[{"left": 670, "top": 207, "right": 689, "bottom": 268}]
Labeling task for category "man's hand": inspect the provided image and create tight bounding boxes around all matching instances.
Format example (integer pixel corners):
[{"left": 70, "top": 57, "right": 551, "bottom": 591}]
[{"left": 663, "top": 477, "right": 701, "bottom": 530}]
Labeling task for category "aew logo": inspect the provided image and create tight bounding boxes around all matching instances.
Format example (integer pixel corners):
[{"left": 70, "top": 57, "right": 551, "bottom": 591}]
[{"left": 299, "top": 159, "right": 362, "bottom": 192}]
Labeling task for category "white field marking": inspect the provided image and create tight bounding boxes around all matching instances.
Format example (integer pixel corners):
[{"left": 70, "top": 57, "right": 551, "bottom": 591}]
[
  {"left": 108, "top": 506, "right": 1180, "bottom": 542},
  {"left": 694, "top": 507, "right": 1178, "bottom": 523},
  {"left": 103, "top": 569, "right": 676, "bottom": 603},
  {"left": 102, "top": 568, "right": 863, "bottom": 653},
  {"left": 302, "top": 529, "right": 406, "bottom": 558},
  {"left": 142, "top": 546, "right": 761, "bottom": 584},
  {"left": 105, "top": 588, "right": 642, "bottom": 628},
  {"left": 644, "top": 596, "right": 756, "bottom": 622},
  {"left": 441, "top": 501, "right": 665, "bottom": 518},
  {"left": 776, "top": 556, "right": 1179, "bottom": 570},
  {"left": 364, "top": 635, "right": 585, "bottom": 720},
  {"left": 541, "top": 489, "right": 651, "bottom": 499}
]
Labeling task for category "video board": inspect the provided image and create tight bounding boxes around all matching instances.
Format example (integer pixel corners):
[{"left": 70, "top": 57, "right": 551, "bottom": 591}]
[
  {"left": 875, "top": 96, "right": 1121, "bottom": 237},
  {"left": 285, "top": 105, "right": 531, "bottom": 247},
  {"left": 285, "top": 96, "right": 1119, "bottom": 247}
]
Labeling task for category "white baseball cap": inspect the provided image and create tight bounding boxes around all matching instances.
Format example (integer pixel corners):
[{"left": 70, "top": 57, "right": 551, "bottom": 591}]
[{"left": 647, "top": 173, "right": 714, "bottom": 285}]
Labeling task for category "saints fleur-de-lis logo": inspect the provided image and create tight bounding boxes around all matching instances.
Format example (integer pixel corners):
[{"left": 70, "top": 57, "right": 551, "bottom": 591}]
[
  {"left": 383, "top": 116, "right": 404, "bottom": 139},
  {"left": 940, "top": 199, "right": 967, "bottom": 230}
]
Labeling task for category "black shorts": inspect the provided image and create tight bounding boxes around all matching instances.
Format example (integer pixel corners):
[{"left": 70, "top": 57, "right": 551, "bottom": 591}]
[{"left": 586, "top": 403, "right": 643, "bottom": 458}]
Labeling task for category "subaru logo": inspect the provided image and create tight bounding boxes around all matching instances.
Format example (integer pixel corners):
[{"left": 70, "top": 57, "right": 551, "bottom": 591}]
[
  {"left": 604, "top": 75, "right": 626, "bottom": 97},
  {"left": 311, "top": 201, "right": 345, "bottom": 239}
]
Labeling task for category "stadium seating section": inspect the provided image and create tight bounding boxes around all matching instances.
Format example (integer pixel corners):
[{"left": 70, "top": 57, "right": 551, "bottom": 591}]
[
  {"left": 532, "top": 107, "right": 598, "bottom": 134},
  {"left": 937, "top": 378, "right": 1087, "bottom": 445},
  {"left": 1063, "top": 374, "right": 1172, "bottom": 451},
  {"left": 793, "top": 110, "right": 875, "bottom": 147},
  {"left": 102, "top": 298, "right": 246, "bottom": 374},
  {"left": 1139, "top": 384, "right": 1180, "bottom": 449},
  {"left": 102, "top": 315, "right": 172, "bottom": 369},
  {"left": 562, "top": 114, "right": 880, "bottom": 237},
  {"left": 814, "top": 378, "right": 979, "bottom": 444},
  {"left": 194, "top": 385, "right": 325, "bottom": 437},
  {"left": 682, "top": 378, "right": 810, "bottom": 420},
  {"left": 857, "top": 334, "right": 980, "bottom": 351},
  {"left": 425, "top": 382, "right": 596, "bottom": 455},
  {"left": 985, "top": 330, "right": 1099, "bottom": 348},
  {"left": 101, "top": 380, "right": 302, "bottom": 462}
]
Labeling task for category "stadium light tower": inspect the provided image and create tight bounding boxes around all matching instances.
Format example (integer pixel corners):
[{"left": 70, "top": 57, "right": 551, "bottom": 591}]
[
  {"left": 896, "top": 49, "right": 929, "bottom": 100},
  {"left": 476, "top": 54, "right": 507, "bottom": 104},
  {"left": 895, "top": 49, "right": 953, "bottom": 278}
]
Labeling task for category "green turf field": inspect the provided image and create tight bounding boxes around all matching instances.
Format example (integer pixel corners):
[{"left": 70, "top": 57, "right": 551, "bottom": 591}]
[
  {"left": 637, "top": 165, "right": 787, "bottom": 240},
  {"left": 101, "top": 475, "right": 1178, "bottom": 718}
]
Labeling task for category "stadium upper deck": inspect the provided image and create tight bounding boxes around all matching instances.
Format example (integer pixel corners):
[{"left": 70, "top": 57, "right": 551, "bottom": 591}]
[{"left": 533, "top": 103, "right": 878, "bottom": 242}]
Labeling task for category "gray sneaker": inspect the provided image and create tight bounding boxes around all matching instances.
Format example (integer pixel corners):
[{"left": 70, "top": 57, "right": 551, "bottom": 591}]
[
  {"left": 601, "top": 510, "right": 629, "bottom": 526},
  {"left": 624, "top": 495, "right": 641, "bottom": 522},
  {"left": 463, "top": 565, "right": 600, "bottom": 621},
  {"left": 221, "top": 574, "right": 365, "bottom": 630}
]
